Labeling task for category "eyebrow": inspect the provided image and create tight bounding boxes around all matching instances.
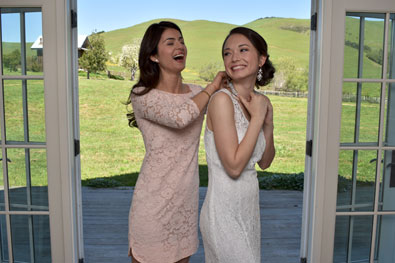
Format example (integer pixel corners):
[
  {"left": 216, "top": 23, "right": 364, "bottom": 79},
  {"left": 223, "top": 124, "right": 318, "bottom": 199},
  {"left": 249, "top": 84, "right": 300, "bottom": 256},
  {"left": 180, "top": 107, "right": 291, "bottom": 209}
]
[
  {"left": 163, "top": 36, "right": 184, "bottom": 43},
  {"left": 223, "top": 43, "right": 250, "bottom": 51}
]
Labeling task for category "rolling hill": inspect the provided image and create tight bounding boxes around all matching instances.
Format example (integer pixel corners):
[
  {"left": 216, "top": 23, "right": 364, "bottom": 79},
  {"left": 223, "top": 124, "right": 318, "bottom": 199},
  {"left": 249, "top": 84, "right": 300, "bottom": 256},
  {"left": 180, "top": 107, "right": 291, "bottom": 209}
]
[{"left": 101, "top": 17, "right": 311, "bottom": 73}]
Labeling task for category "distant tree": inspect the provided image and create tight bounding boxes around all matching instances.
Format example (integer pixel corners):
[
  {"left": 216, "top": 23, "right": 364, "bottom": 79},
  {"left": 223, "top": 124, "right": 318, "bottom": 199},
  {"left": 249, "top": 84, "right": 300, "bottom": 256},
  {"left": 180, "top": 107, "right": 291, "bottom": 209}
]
[
  {"left": 273, "top": 57, "right": 308, "bottom": 92},
  {"left": 3, "top": 49, "right": 21, "bottom": 72},
  {"left": 79, "top": 32, "right": 108, "bottom": 79},
  {"left": 119, "top": 39, "right": 141, "bottom": 80}
]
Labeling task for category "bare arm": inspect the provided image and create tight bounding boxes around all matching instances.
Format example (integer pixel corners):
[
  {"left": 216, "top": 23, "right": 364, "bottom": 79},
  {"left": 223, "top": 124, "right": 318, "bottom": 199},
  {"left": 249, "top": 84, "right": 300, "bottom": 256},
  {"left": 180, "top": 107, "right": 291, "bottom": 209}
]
[
  {"left": 208, "top": 91, "right": 267, "bottom": 179},
  {"left": 191, "top": 71, "right": 227, "bottom": 112},
  {"left": 131, "top": 72, "right": 226, "bottom": 129},
  {"left": 258, "top": 98, "right": 275, "bottom": 170}
]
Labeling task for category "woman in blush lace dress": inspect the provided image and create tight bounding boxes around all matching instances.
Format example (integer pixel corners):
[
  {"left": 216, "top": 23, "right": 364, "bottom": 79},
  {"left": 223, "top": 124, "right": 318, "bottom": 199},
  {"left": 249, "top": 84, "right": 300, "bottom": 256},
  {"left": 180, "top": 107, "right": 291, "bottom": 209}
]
[
  {"left": 200, "top": 27, "right": 276, "bottom": 263},
  {"left": 126, "top": 21, "right": 225, "bottom": 263}
]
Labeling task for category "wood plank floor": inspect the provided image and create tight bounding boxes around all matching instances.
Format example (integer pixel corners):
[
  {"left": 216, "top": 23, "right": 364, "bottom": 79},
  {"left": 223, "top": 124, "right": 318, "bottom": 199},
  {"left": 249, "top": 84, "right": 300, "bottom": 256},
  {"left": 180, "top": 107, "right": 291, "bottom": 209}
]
[{"left": 82, "top": 187, "right": 303, "bottom": 263}]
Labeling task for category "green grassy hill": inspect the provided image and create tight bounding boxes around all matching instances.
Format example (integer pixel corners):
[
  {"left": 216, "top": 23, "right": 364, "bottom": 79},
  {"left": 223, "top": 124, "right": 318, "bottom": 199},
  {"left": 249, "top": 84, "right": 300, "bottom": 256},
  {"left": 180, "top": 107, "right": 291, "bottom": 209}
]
[
  {"left": 102, "top": 17, "right": 311, "bottom": 73},
  {"left": 3, "top": 42, "right": 36, "bottom": 56}
]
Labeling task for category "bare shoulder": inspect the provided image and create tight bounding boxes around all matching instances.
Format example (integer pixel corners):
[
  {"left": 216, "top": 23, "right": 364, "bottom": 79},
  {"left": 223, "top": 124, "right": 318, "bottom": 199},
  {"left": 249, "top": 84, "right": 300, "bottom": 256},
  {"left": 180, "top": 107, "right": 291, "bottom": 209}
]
[
  {"left": 255, "top": 90, "right": 271, "bottom": 102},
  {"left": 208, "top": 90, "right": 234, "bottom": 116}
]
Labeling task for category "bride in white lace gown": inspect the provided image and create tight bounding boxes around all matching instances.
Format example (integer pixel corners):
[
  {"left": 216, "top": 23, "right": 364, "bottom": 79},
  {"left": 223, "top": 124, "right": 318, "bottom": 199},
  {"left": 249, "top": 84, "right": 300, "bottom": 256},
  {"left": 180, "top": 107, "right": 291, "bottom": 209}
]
[{"left": 200, "top": 27, "right": 276, "bottom": 263}]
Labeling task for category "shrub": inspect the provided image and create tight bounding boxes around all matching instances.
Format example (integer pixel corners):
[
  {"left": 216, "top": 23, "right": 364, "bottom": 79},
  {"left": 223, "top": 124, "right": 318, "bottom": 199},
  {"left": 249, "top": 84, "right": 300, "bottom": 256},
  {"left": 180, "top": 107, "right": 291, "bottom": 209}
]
[
  {"left": 107, "top": 71, "right": 125, "bottom": 80},
  {"left": 199, "top": 62, "right": 223, "bottom": 82},
  {"left": 258, "top": 172, "right": 304, "bottom": 190},
  {"left": 366, "top": 48, "right": 383, "bottom": 65},
  {"left": 3, "top": 49, "right": 21, "bottom": 72},
  {"left": 273, "top": 57, "right": 308, "bottom": 92},
  {"left": 280, "top": 25, "right": 310, "bottom": 34},
  {"left": 27, "top": 56, "right": 43, "bottom": 72},
  {"left": 83, "top": 178, "right": 122, "bottom": 188}
]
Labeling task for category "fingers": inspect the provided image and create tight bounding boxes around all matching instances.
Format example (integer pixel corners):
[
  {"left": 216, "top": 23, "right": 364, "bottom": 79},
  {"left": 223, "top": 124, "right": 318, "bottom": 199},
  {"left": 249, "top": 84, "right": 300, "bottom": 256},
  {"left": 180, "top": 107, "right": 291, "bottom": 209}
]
[
  {"left": 238, "top": 94, "right": 248, "bottom": 106},
  {"left": 210, "top": 71, "right": 228, "bottom": 90}
]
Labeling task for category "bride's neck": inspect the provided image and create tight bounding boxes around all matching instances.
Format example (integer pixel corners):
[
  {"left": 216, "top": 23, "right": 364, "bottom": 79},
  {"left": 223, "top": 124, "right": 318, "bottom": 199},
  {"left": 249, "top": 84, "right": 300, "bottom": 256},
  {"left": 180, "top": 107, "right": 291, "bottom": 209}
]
[{"left": 232, "top": 80, "right": 255, "bottom": 99}]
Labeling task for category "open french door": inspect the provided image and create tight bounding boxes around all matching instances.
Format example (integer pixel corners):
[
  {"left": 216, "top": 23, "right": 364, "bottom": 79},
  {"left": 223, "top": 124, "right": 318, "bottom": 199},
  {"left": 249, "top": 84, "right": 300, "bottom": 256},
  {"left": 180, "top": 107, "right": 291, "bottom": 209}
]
[
  {"left": 0, "top": 0, "right": 83, "bottom": 262},
  {"left": 302, "top": 0, "right": 395, "bottom": 262}
]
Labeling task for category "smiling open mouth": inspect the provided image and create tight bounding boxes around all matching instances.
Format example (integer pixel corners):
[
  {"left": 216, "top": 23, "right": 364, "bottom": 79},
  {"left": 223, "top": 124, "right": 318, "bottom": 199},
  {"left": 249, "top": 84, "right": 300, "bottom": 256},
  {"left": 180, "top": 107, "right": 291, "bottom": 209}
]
[{"left": 173, "top": 54, "right": 184, "bottom": 61}]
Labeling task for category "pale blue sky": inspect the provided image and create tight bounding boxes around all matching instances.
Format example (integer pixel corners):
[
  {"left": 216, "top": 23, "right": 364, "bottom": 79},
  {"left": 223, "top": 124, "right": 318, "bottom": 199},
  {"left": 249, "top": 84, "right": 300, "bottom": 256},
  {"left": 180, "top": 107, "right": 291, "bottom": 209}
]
[
  {"left": 78, "top": 0, "right": 311, "bottom": 35},
  {"left": 2, "top": 0, "right": 311, "bottom": 42}
]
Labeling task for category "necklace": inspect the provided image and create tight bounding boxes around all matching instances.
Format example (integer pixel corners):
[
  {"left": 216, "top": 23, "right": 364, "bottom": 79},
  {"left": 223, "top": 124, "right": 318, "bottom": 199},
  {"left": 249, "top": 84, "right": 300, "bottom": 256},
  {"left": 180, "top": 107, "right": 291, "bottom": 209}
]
[{"left": 228, "top": 82, "right": 238, "bottom": 97}]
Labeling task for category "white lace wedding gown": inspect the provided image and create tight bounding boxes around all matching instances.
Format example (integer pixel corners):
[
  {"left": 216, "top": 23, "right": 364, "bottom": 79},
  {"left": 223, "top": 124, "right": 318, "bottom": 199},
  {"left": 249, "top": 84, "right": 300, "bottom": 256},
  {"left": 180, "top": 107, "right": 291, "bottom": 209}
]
[{"left": 200, "top": 89, "right": 266, "bottom": 263}]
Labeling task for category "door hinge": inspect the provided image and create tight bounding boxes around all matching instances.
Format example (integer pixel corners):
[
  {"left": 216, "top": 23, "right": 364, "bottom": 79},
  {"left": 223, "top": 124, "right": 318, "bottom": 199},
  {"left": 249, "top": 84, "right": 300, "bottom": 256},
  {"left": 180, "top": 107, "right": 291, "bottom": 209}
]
[
  {"left": 74, "top": 139, "right": 80, "bottom": 156},
  {"left": 301, "top": 258, "right": 307, "bottom": 263},
  {"left": 78, "top": 258, "right": 84, "bottom": 263},
  {"left": 310, "top": 12, "right": 317, "bottom": 31},
  {"left": 71, "top": 9, "right": 77, "bottom": 28},
  {"left": 306, "top": 140, "right": 313, "bottom": 157}
]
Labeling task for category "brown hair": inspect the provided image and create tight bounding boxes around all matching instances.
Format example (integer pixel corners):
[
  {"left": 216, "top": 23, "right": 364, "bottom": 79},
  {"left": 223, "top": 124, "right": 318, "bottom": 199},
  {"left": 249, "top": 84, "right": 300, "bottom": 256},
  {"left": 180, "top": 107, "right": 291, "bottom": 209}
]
[
  {"left": 222, "top": 27, "right": 275, "bottom": 87},
  {"left": 126, "top": 21, "right": 183, "bottom": 127}
]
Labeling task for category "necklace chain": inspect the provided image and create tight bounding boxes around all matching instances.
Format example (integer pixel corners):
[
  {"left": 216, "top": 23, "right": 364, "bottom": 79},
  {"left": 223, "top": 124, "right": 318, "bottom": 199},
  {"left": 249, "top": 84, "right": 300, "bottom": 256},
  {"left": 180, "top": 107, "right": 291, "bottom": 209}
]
[{"left": 228, "top": 82, "right": 238, "bottom": 97}]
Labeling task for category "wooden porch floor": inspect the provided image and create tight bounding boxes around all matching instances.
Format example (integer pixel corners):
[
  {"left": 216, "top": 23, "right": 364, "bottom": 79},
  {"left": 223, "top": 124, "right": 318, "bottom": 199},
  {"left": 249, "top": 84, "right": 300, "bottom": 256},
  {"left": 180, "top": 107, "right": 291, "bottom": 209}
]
[{"left": 82, "top": 187, "right": 303, "bottom": 263}]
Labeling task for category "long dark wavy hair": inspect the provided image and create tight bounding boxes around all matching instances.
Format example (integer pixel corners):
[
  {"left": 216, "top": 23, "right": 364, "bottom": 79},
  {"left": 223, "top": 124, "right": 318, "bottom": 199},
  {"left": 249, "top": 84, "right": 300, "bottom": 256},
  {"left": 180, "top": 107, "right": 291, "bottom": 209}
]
[
  {"left": 222, "top": 27, "right": 275, "bottom": 87},
  {"left": 126, "top": 21, "right": 183, "bottom": 128}
]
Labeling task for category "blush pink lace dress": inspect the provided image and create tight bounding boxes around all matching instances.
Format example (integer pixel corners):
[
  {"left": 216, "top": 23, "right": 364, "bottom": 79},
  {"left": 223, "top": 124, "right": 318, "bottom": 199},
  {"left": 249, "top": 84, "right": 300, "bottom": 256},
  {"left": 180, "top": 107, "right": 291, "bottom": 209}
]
[{"left": 128, "top": 84, "right": 204, "bottom": 263}]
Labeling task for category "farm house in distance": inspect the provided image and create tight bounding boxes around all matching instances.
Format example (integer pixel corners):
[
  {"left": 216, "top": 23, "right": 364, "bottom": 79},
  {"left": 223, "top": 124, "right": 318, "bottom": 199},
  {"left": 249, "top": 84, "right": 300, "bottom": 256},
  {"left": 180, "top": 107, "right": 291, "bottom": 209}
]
[{"left": 31, "top": 34, "right": 90, "bottom": 60}]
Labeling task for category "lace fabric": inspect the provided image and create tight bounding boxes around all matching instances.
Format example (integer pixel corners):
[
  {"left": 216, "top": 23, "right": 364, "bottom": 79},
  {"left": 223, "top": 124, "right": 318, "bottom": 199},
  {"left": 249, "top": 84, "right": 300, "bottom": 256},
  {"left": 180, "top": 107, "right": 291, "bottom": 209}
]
[
  {"left": 128, "top": 84, "right": 204, "bottom": 263},
  {"left": 200, "top": 88, "right": 266, "bottom": 263}
]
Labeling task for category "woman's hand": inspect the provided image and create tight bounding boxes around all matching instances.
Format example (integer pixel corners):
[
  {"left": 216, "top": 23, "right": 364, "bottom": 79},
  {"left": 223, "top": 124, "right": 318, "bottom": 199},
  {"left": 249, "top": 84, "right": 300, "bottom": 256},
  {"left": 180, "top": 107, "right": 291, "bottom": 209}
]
[
  {"left": 205, "top": 71, "right": 227, "bottom": 94},
  {"left": 238, "top": 92, "right": 268, "bottom": 124}
]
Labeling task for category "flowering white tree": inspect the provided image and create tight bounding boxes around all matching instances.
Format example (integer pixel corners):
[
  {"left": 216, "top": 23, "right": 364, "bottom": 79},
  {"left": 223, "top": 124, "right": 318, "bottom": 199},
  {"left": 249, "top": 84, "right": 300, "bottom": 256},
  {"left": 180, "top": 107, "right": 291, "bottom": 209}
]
[{"left": 119, "top": 38, "right": 141, "bottom": 80}]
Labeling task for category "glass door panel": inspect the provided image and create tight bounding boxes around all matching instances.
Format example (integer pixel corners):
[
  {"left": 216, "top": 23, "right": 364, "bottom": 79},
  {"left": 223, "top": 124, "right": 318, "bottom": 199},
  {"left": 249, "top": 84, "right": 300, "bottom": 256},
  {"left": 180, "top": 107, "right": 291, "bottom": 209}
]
[
  {"left": 340, "top": 82, "right": 381, "bottom": 145},
  {"left": 334, "top": 12, "right": 395, "bottom": 262},
  {"left": 337, "top": 150, "right": 377, "bottom": 212},
  {"left": 334, "top": 215, "right": 373, "bottom": 263},
  {"left": 343, "top": 13, "right": 385, "bottom": 80},
  {"left": 0, "top": 7, "right": 50, "bottom": 262},
  {"left": 10, "top": 215, "right": 50, "bottom": 262}
]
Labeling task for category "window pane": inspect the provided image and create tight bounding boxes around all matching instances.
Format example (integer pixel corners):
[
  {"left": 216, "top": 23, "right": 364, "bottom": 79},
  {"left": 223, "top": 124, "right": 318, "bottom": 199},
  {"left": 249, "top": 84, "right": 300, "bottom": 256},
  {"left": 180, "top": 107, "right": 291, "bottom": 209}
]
[
  {"left": 340, "top": 82, "right": 381, "bottom": 145},
  {"left": 28, "top": 80, "right": 46, "bottom": 142},
  {"left": 11, "top": 215, "right": 51, "bottom": 262},
  {"left": 3, "top": 79, "right": 45, "bottom": 143},
  {"left": 388, "top": 14, "right": 394, "bottom": 79},
  {"left": 344, "top": 13, "right": 385, "bottom": 79},
  {"left": 379, "top": 150, "right": 395, "bottom": 212},
  {"left": 337, "top": 150, "right": 377, "bottom": 212},
  {"left": 7, "top": 148, "right": 48, "bottom": 211},
  {"left": 384, "top": 83, "right": 395, "bottom": 146},
  {"left": 0, "top": 215, "right": 9, "bottom": 262},
  {"left": 334, "top": 216, "right": 373, "bottom": 263},
  {"left": 25, "top": 11, "right": 43, "bottom": 75},
  {"left": 375, "top": 215, "right": 395, "bottom": 262},
  {"left": 1, "top": 11, "right": 21, "bottom": 75},
  {"left": 0, "top": 153, "right": 4, "bottom": 211},
  {"left": 4, "top": 80, "right": 24, "bottom": 142},
  {"left": 30, "top": 149, "right": 48, "bottom": 210}
]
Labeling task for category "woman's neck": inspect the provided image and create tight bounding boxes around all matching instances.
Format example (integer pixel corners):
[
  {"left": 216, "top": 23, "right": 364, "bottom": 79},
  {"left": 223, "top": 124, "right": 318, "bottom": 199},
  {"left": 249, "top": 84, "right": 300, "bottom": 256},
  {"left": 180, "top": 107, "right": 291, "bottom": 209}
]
[
  {"left": 232, "top": 79, "right": 255, "bottom": 99},
  {"left": 156, "top": 71, "right": 184, "bottom": 93}
]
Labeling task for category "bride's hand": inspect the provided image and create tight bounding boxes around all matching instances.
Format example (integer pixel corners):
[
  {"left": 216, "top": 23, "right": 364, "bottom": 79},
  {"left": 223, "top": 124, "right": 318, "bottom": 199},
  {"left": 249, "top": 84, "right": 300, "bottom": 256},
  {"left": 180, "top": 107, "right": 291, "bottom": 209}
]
[{"left": 238, "top": 92, "right": 268, "bottom": 124}]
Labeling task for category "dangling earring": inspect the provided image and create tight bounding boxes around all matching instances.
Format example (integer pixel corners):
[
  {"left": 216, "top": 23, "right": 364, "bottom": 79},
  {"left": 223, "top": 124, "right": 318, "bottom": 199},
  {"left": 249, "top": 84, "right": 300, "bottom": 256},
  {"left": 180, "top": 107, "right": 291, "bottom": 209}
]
[{"left": 257, "top": 67, "right": 263, "bottom": 81}]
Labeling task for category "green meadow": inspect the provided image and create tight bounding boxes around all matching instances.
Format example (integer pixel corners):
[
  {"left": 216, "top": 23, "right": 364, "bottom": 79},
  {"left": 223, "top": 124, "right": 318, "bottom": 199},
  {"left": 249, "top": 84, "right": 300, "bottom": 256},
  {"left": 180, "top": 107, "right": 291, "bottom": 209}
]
[{"left": 1, "top": 17, "right": 388, "bottom": 188}]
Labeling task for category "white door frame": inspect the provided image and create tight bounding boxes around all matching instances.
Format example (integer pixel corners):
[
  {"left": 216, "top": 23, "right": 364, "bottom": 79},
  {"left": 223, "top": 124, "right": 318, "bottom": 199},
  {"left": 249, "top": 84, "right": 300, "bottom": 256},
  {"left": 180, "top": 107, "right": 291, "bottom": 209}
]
[
  {"left": 304, "top": 0, "right": 395, "bottom": 262},
  {"left": 0, "top": 0, "right": 81, "bottom": 262}
]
